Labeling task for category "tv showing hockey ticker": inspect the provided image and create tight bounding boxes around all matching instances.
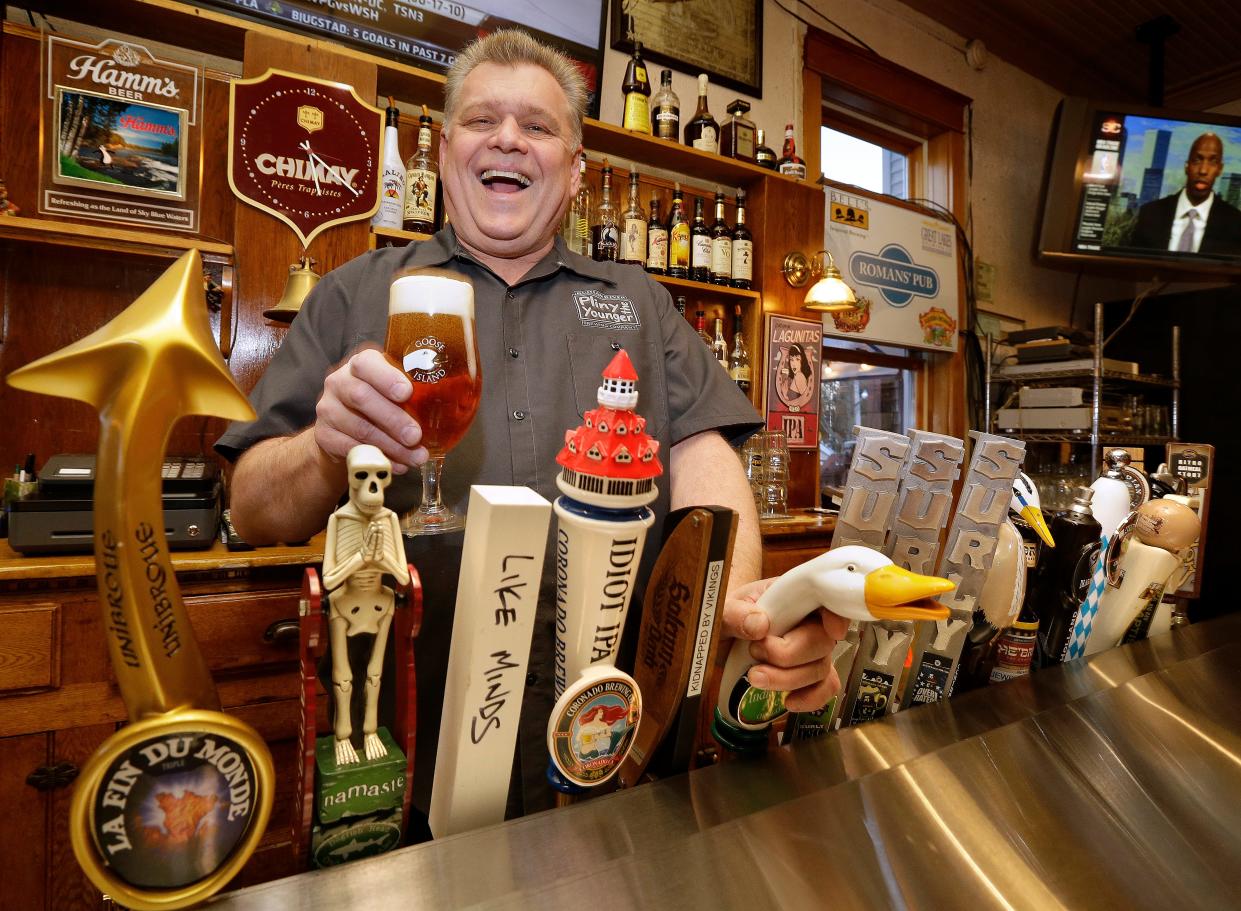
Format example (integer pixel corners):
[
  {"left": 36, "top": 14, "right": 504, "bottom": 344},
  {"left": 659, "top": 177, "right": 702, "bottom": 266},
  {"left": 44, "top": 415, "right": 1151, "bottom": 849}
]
[{"left": 192, "top": 0, "right": 606, "bottom": 115}]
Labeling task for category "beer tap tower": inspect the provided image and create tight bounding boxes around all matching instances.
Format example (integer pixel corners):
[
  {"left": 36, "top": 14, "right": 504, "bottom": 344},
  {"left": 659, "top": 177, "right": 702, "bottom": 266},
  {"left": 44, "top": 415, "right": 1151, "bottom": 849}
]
[{"left": 547, "top": 350, "right": 662, "bottom": 796}]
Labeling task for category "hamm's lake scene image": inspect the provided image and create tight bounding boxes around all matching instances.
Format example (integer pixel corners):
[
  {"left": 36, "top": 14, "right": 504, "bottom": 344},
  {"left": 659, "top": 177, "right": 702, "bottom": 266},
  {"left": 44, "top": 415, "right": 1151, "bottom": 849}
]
[{"left": 57, "top": 92, "right": 183, "bottom": 197}]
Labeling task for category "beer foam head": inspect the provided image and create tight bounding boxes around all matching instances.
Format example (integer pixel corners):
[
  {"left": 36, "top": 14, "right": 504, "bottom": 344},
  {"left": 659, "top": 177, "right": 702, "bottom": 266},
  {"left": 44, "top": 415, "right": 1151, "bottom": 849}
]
[{"left": 389, "top": 270, "right": 474, "bottom": 318}]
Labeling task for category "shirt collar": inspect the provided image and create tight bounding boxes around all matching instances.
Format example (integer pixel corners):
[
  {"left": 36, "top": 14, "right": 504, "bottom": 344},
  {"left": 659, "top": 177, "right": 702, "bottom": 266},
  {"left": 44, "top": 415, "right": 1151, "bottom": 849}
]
[
  {"left": 403, "top": 226, "right": 617, "bottom": 286},
  {"left": 1175, "top": 189, "right": 1215, "bottom": 221}
]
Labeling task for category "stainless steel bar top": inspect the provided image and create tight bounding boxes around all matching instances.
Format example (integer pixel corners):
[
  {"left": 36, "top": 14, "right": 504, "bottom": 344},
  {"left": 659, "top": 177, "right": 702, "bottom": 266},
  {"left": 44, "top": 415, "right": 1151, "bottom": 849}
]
[{"left": 209, "top": 614, "right": 1241, "bottom": 910}]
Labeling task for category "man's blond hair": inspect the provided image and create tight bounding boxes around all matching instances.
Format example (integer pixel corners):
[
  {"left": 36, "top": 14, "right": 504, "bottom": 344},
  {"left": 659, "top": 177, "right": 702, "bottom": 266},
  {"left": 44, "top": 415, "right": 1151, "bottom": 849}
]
[{"left": 443, "top": 29, "right": 587, "bottom": 147}]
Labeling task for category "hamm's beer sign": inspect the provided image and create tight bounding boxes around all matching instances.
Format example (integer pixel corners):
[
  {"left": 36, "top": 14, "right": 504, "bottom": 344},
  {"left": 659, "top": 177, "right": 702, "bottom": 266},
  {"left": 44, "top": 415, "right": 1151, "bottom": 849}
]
[{"left": 824, "top": 185, "right": 960, "bottom": 352}]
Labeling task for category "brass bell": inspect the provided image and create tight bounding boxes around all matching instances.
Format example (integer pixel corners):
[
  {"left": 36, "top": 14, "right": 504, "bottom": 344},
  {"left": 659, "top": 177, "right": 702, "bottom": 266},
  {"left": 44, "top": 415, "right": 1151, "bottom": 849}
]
[{"left": 263, "top": 254, "right": 320, "bottom": 322}]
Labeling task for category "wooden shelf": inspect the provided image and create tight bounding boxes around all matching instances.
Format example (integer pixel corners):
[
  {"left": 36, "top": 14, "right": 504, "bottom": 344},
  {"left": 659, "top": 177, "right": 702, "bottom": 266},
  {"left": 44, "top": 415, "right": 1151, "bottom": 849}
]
[
  {"left": 370, "top": 226, "right": 434, "bottom": 249},
  {"left": 655, "top": 274, "right": 761, "bottom": 301},
  {"left": 581, "top": 121, "right": 803, "bottom": 189},
  {"left": 0, "top": 214, "right": 233, "bottom": 260}
]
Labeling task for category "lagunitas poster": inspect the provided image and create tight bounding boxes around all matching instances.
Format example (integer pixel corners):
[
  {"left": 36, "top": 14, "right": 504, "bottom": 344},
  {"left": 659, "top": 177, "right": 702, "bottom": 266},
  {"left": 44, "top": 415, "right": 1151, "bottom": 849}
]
[
  {"left": 764, "top": 313, "right": 822, "bottom": 450},
  {"left": 42, "top": 35, "right": 202, "bottom": 231}
]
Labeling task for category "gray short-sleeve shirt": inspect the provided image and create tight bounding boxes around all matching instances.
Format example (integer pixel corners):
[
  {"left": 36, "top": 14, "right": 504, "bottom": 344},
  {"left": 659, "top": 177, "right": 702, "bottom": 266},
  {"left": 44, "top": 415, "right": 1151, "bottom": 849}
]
[{"left": 217, "top": 226, "right": 762, "bottom": 817}]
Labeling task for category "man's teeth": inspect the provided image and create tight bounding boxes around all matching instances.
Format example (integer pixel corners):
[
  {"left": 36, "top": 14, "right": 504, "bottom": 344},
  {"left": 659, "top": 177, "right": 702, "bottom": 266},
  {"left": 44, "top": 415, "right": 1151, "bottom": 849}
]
[{"left": 481, "top": 169, "right": 531, "bottom": 187}]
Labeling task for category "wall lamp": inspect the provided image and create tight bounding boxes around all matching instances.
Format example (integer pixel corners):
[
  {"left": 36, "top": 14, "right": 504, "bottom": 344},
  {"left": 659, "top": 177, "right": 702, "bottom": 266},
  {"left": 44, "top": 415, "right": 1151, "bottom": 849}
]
[{"left": 781, "top": 249, "right": 858, "bottom": 312}]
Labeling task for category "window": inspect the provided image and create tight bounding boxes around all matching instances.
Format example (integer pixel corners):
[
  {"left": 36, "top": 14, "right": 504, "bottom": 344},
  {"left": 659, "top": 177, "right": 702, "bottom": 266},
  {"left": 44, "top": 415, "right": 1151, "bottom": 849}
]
[
  {"left": 821, "top": 126, "right": 908, "bottom": 199},
  {"left": 819, "top": 340, "right": 919, "bottom": 498}
]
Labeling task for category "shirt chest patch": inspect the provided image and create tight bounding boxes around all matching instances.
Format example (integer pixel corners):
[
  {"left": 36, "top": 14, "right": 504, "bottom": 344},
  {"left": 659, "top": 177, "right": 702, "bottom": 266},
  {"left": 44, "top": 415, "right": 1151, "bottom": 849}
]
[{"left": 572, "top": 290, "right": 641, "bottom": 330}]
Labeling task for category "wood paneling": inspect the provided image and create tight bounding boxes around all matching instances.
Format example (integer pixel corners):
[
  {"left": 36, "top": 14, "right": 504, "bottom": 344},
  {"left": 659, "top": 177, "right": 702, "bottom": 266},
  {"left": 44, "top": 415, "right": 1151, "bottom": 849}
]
[
  {"left": 0, "top": 733, "right": 49, "bottom": 911},
  {"left": 228, "top": 32, "right": 379, "bottom": 394},
  {"left": 47, "top": 723, "right": 113, "bottom": 911},
  {"left": 0, "top": 602, "right": 59, "bottom": 692}
]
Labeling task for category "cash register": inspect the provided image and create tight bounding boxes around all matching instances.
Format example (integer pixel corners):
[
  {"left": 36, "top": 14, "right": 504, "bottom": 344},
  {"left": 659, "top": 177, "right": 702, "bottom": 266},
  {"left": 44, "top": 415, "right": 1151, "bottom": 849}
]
[{"left": 8, "top": 454, "right": 221, "bottom": 554}]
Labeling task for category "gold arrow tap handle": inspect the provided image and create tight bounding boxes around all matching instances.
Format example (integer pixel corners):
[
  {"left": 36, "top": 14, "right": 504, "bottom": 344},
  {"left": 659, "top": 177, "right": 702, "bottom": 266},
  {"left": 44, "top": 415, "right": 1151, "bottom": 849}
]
[{"left": 7, "top": 250, "right": 271, "bottom": 909}]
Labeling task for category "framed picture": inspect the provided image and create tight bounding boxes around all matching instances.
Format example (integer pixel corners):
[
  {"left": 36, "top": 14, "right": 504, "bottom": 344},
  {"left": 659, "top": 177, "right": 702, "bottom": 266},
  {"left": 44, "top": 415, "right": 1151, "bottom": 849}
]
[
  {"left": 764, "top": 314, "right": 822, "bottom": 450},
  {"left": 53, "top": 88, "right": 187, "bottom": 201},
  {"left": 611, "top": 0, "right": 762, "bottom": 97}
]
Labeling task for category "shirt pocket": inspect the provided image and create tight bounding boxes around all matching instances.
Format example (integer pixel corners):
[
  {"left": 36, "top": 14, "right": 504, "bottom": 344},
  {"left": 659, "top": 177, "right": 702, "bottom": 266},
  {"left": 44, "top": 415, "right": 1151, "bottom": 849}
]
[{"left": 566, "top": 332, "right": 667, "bottom": 441}]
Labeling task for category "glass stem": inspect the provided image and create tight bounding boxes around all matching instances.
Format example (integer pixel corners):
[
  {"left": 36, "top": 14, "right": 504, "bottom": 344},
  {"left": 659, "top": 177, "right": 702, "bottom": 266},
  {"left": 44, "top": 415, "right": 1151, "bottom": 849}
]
[{"left": 420, "top": 455, "right": 446, "bottom": 515}]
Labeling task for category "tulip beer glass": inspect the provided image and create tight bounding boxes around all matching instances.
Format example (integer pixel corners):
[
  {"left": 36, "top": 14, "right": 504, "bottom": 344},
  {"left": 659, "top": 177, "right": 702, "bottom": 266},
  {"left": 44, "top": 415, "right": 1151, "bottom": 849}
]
[{"left": 385, "top": 271, "right": 481, "bottom": 534}]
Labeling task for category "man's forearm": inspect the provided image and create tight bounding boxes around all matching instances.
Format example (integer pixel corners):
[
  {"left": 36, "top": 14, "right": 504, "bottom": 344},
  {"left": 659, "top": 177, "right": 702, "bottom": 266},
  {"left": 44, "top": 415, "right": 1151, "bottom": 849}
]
[
  {"left": 228, "top": 428, "right": 347, "bottom": 545},
  {"left": 669, "top": 430, "right": 762, "bottom": 591}
]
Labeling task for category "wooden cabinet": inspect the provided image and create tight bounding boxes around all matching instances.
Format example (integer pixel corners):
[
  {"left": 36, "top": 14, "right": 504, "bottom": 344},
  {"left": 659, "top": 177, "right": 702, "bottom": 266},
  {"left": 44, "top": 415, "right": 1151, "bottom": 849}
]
[{"left": 0, "top": 540, "right": 321, "bottom": 909}]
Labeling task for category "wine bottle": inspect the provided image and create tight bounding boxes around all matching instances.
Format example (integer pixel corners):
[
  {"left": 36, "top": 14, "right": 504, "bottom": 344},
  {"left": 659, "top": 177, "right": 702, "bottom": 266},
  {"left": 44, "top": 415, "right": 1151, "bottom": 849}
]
[
  {"left": 754, "top": 128, "right": 778, "bottom": 170},
  {"left": 651, "top": 68, "right": 680, "bottom": 141},
  {"left": 667, "top": 184, "right": 690, "bottom": 279},
  {"left": 683, "top": 74, "right": 719, "bottom": 154},
  {"left": 372, "top": 96, "right": 405, "bottom": 229},
  {"left": 591, "top": 161, "right": 619, "bottom": 262},
  {"left": 403, "top": 105, "right": 438, "bottom": 233},
  {"left": 621, "top": 43, "right": 652, "bottom": 134},
  {"left": 711, "top": 317, "right": 729, "bottom": 366},
  {"left": 729, "top": 304, "right": 751, "bottom": 395},
  {"left": 730, "top": 190, "right": 753, "bottom": 289},
  {"left": 776, "top": 123, "right": 807, "bottom": 180},
  {"left": 646, "top": 196, "right": 667, "bottom": 275},
  {"left": 619, "top": 169, "right": 647, "bottom": 265},
  {"left": 709, "top": 190, "right": 732, "bottom": 285},
  {"left": 690, "top": 196, "right": 711, "bottom": 282},
  {"left": 561, "top": 157, "right": 593, "bottom": 257}
]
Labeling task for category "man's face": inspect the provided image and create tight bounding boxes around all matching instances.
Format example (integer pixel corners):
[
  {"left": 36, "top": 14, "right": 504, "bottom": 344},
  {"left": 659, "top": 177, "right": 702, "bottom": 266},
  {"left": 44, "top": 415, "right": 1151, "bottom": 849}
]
[
  {"left": 439, "top": 63, "right": 582, "bottom": 260},
  {"left": 1184, "top": 134, "right": 1224, "bottom": 205}
]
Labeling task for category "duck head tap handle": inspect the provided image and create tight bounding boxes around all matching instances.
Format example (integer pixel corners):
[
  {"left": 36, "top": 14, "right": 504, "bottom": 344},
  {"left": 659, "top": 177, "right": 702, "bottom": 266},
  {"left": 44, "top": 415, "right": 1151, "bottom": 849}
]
[
  {"left": 713, "top": 546, "right": 954, "bottom": 746},
  {"left": 6, "top": 251, "right": 273, "bottom": 910}
]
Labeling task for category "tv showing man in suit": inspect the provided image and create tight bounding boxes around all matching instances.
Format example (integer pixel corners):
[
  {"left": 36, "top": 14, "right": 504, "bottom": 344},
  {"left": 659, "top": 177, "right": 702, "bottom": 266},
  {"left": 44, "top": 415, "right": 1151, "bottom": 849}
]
[{"left": 1129, "top": 132, "right": 1241, "bottom": 255}]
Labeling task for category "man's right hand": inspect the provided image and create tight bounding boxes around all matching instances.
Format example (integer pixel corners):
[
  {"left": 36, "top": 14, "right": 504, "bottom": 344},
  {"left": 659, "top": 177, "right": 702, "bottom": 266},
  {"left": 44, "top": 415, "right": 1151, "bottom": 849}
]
[{"left": 314, "top": 348, "right": 428, "bottom": 473}]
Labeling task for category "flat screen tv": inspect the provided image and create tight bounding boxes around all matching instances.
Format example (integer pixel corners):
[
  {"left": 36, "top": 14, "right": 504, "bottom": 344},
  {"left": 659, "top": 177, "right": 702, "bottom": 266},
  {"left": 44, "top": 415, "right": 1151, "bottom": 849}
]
[
  {"left": 189, "top": 0, "right": 608, "bottom": 116},
  {"left": 1038, "top": 96, "right": 1241, "bottom": 281}
]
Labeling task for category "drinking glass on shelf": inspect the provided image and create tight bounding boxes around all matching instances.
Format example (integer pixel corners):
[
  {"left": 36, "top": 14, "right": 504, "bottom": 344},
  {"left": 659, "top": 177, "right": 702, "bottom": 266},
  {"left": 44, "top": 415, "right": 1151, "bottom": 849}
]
[
  {"left": 761, "top": 430, "right": 789, "bottom": 517},
  {"left": 740, "top": 433, "right": 766, "bottom": 511},
  {"left": 385, "top": 270, "right": 481, "bottom": 535}
]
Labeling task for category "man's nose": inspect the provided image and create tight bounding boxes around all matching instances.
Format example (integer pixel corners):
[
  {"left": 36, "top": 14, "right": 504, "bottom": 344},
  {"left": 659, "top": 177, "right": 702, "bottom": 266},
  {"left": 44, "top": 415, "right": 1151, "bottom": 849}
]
[{"left": 489, "top": 115, "right": 528, "bottom": 152}]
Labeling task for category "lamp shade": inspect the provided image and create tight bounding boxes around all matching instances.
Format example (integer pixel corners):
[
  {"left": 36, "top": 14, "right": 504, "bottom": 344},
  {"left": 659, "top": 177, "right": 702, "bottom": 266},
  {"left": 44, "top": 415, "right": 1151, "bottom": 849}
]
[{"left": 802, "top": 252, "right": 857, "bottom": 312}]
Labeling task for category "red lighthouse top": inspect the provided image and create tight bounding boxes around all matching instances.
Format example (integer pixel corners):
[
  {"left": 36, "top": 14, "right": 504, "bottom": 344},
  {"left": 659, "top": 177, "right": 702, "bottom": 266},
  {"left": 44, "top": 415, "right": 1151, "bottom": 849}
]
[{"left": 556, "top": 350, "right": 662, "bottom": 507}]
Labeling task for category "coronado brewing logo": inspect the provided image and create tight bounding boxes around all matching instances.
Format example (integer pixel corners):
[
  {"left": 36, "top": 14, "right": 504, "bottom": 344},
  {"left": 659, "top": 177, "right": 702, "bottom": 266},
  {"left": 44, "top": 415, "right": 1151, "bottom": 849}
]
[{"left": 92, "top": 732, "right": 258, "bottom": 888}]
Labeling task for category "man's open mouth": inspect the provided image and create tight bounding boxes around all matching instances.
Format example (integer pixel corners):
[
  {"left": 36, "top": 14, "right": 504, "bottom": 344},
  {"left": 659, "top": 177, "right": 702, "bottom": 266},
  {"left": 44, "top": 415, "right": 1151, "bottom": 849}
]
[{"left": 480, "top": 169, "right": 531, "bottom": 192}]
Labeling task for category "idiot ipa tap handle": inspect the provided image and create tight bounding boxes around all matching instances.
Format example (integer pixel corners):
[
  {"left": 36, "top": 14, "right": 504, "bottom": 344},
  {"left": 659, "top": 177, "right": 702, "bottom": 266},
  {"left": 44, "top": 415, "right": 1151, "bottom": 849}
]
[{"left": 6, "top": 250, "right": 273, "bottom": 910}]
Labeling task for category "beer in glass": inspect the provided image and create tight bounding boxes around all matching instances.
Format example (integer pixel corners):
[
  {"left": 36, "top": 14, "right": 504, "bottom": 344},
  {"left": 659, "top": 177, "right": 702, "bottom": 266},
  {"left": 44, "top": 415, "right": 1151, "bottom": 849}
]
[{"left": 385, "top": 270, "right": 481, "bottom": 533}]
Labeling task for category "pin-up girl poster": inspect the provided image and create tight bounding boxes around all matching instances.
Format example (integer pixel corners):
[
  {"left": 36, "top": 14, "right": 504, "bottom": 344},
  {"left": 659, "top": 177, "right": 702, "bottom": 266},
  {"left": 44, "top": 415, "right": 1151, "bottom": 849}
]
[{"left": 764, "top": 314, "right": 822, "bottom": 449}]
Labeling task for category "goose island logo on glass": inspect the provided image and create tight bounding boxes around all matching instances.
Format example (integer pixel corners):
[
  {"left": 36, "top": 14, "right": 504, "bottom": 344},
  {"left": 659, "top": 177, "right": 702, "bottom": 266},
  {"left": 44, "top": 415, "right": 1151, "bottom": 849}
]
[{"left": 228, "top": 69, "right": 383, "bottom": 247}]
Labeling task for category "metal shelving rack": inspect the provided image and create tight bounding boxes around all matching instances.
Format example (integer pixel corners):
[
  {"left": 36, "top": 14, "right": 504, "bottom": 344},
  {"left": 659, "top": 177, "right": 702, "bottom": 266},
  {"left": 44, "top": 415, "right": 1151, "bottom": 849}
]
[{"left": 984, "top": 300, "right": 1180, "bottom": 469}]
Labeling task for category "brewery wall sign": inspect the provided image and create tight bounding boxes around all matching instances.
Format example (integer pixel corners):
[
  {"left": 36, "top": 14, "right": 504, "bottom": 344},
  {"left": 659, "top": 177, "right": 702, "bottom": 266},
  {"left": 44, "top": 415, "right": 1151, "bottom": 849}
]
[
  {"left": 228, "top": 69, "right": 383, "bottom": 248},
  {"left": 41, "top": 34, "right": 203, "bottom": 231}
]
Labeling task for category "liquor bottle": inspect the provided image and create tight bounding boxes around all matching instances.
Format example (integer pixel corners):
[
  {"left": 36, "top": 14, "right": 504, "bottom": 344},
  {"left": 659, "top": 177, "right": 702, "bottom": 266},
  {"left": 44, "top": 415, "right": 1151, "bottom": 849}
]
[
  {"left": 562, "top": 157, "right": 593, "bottom": 257},
  {"left": 674, "top": 295, "right": 687, "bottom": 317},
  {"left": 709, "top": 190, "right": 732, "bottom": 285},
  {"left": 651, "top": 68, "right": 680, "bottom": 141},
  {"left": 690, "top": 197, "right": 711, "bottom": 282},
  {"left": 683, "top": 74, "right": 719, "bottom": 154},
  {"left": 621, "top": 42, "right": 651, "bottom": 134},
  {"left": 591, "top": 161, "right": 619, "bottom": 262},
  {"left": 721, "top": 99, "right": 756, "bottom": 162},
  {"left": 372, "top": 96, "right": 405, "bottom": 229},
  {"left": 645, "top": 196, "right": 668, "bottom": 275},
  {"left": 1033, "top": 487, "right": 1102, "bottom": 666},
  {"left": 754, "top": 128, "right": 778, "bottom": 170},
  {"left": 619, "top": 169, "right": 648, "bottom": 265},
  {"left": 403, "top": 105, "right": 438, "bottom": 232},
  {"left": 711, "top": 317, "right": 729, "bottom": 366},
  {"left": 667, "top": 185, "right": 690, "bottom": 279},
  {"left": 694, "top": 310, "right": 712, "bottom": 349},
  {"left": 730, "top": 190, "right": 753, "bottom": 289},
  {"left": 729, "top": 304, "right": 751, "bottom": 395},
  {"left": 776, "top": 123, "right": 807, "bottom": 180}
]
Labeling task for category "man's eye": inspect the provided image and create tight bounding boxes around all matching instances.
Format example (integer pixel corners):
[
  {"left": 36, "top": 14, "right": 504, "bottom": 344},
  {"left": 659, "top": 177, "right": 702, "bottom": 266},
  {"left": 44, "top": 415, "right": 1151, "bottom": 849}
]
[{"left": 525, "top": 123, "right": 549, "bottom": 134}]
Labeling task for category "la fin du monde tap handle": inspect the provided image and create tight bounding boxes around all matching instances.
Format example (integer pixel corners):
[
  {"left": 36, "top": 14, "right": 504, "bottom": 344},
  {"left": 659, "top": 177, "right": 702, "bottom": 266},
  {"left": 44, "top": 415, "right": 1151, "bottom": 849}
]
[{"left": 6, "top": 250, "right": 273, "bottom": 910}]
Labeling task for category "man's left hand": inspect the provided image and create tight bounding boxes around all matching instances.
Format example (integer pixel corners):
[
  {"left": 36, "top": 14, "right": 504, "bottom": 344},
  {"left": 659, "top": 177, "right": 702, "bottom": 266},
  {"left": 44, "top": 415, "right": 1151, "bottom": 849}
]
[{"left": 722, "top": 578, "right": 850, "bottom": 712}]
